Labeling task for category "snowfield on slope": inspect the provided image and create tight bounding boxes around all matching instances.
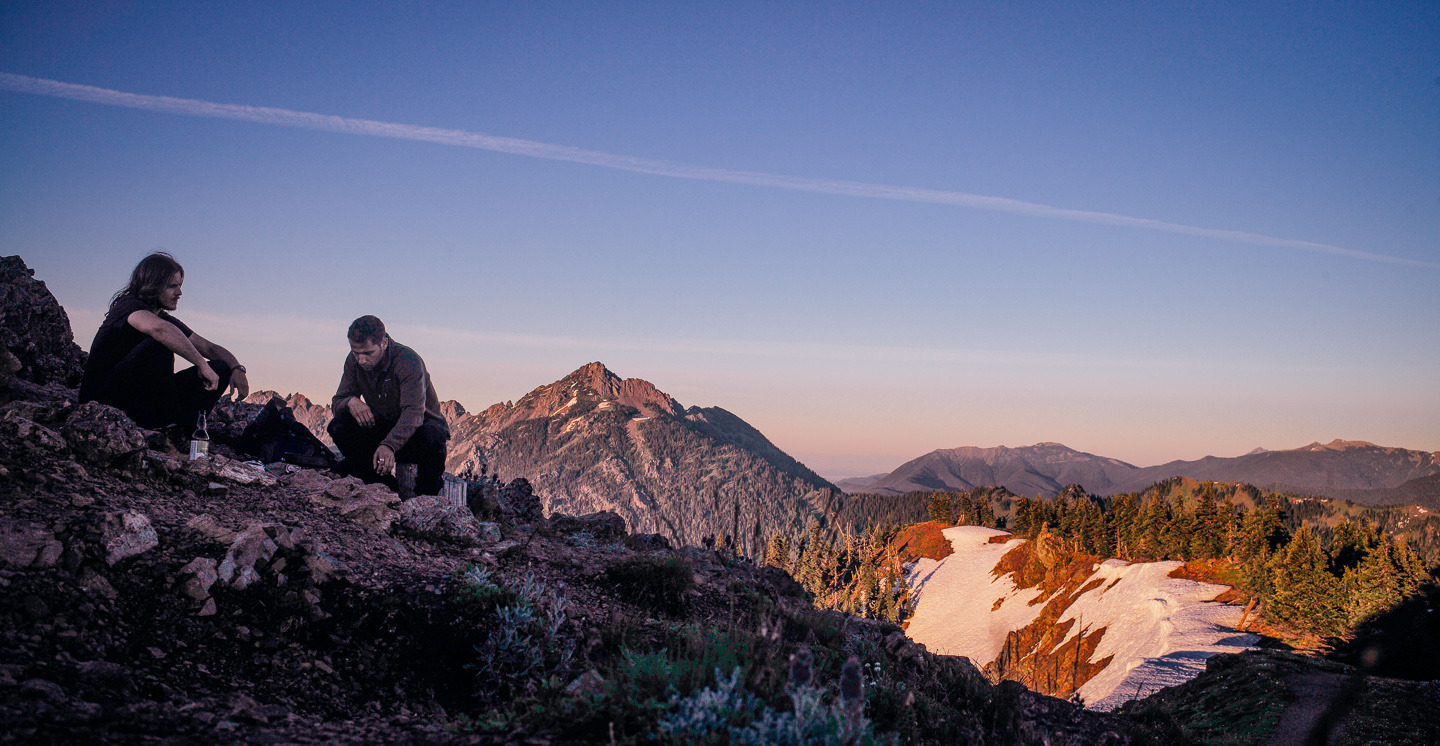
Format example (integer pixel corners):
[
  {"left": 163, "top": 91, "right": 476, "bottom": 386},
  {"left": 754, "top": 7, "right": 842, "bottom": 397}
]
[{"left": 904, "top": 526, "right": 1258, "bottom": 710}]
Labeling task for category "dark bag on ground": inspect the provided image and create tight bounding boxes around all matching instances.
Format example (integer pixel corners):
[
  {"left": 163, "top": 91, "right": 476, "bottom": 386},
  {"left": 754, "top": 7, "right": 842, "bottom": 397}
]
[{"left": 236, "top": 398, "right": 338, "bottom": 469}]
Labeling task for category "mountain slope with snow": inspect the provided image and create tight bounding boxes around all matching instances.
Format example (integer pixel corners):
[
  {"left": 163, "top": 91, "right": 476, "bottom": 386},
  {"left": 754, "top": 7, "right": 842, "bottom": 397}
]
[{"left": 905, "top": 526, "right": 1257, "bottom": 710}]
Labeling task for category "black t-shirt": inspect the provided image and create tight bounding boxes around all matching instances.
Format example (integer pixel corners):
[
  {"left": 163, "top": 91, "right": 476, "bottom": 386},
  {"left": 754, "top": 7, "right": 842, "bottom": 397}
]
[{"left": 78, "top": 294, "right": 194, "bottom": 402}]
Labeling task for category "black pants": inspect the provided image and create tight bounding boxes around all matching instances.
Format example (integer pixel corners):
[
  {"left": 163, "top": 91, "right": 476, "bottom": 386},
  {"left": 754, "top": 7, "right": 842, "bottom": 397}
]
[
  {"left": 89, "top": 338, "right": 233, "bottom": 430},
  {"left": 327, "top": 411, "right": 449, "bottom": 496}
]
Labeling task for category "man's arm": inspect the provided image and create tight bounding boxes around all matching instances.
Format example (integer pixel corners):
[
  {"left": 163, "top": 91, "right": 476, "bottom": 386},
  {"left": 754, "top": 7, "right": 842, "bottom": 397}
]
[
  {"left": 126, "top": 310, "right": 219, "bottom": 391},
  {"left": 188, "top": 331, "right": 249, "bottom": 399},
  {"left": 331, "top": 355, "right": 363, "bottom": 417},
  {"left": 379, "top": 353, "right": 429, "bottom": 454}
]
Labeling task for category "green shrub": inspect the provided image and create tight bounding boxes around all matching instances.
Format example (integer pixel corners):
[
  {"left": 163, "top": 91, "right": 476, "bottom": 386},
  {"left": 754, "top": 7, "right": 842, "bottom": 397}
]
[
  {"left": 660, "top": 658, "right": 891, "bottom": 745},
  {"left": 464, "top": 568, "right": 575, "bottom": 705},
  {"left": 604, "top": 556, "right": 695, "bottom": 613}
]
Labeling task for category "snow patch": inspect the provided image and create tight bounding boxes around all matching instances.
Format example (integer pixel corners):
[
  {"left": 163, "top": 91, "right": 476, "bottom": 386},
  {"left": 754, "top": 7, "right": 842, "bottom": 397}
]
[
  {"left": 551, "top": 396, "right": 578, "bottom": 417},
  {"left": 904, "top": 526, "right": 1256, "bottom": 711}
]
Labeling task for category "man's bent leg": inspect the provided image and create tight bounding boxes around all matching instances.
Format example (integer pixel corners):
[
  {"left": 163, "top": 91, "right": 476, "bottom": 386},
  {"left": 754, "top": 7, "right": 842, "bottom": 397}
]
[
  {"left": 95, "top": 338, "right": 182, "bottom": 429},
  {"left": 327, "top": 412, "right": 396, "bottom": 489},
  {"left": 395, "top": 419, "right": 449, "bottom": 496},
  {"left": 173, "top": 360, "right": 233, "bottom": 429}
]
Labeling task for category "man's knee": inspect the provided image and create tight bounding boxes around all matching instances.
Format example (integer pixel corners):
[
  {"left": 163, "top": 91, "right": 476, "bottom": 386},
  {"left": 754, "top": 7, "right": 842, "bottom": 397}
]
[
  {"left": 414, "top": 420, "right": 449, "bottom": 461},
  {"left": 207, "top": 359, "right": 234, "bottom": 389}
]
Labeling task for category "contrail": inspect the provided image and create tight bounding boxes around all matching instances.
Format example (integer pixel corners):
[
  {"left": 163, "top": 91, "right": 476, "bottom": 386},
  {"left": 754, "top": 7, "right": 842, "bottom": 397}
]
[{"left": 3, "top": 72, "right": 1432, "bottom": 269}]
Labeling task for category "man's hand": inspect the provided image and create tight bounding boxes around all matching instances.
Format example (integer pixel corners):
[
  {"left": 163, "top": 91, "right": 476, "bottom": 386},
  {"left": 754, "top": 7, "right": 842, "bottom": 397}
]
[
  {"left": 228, "top": 368, "right": 250, "bottom": 400},
  {"left": 348, "top": 397, "right": 375, "bottom": 427},
  {"left": 373, "top": 445, "right": 396, "bottom": 476},
  {"left": 199, "top": 363, "right": 220, "bottom": 391}
]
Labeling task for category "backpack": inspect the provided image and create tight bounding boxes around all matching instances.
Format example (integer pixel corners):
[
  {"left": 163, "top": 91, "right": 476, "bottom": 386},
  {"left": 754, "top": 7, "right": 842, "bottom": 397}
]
[{"left": 236, "top": 398, "right": 338, "bottom": 469}]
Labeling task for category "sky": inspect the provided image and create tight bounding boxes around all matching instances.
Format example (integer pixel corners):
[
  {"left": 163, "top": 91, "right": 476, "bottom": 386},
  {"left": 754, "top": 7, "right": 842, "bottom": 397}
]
[{"left": 2, "top": 2, "right": 1437, "bottom": 479}]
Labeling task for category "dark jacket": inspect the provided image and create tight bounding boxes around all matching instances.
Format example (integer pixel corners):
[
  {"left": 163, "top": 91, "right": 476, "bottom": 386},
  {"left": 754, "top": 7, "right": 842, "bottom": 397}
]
[{"left": 331, "top": 339, "right": 448, "bottom": 453}]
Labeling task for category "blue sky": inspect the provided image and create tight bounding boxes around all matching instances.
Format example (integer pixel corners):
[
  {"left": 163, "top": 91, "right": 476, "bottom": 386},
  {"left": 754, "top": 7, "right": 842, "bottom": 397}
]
[{"left": 3, "top": 2, "right": 1437, "bottom": 477}]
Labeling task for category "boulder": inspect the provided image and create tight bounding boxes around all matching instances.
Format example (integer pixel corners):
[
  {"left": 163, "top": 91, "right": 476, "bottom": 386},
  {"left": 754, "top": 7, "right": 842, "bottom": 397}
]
[
  {"left": 625, "top": 533, "right": 672, "bottom": 552},
  {"left": 184, "top": 514, "right": 238, "bottom": 545},
  {"left": 183, "top": 455, "right": 277, "bottom": 487},
  {"left": 339, "top": 496, "right": 398, "bottom": 531},
  {"left": 476, "top": 522, "right": 503, "bottom": 544},
  {"left": 759, "top": 565, "right": 807, "bottom": 599},
  {"left": 0, "top": 256, "right": 86, "bottom": 387},
  {"left": 100, "top": 511, "right": 158, "bottom": 566},
  {"left": 498, "top": 478, "right": 542, "bottom": 521},
  {"left": 397, "top": 494, "right": 484, "bottom": 544},
  {"left": 75, "top": 660, "right": 134, "bottom": 697},
  {"left": 218, "top": 524, "right": 280, "bottom": 591},
  {"left": 0, "top": 517, "right": 61, "bottom": 568},
  {"left": 76, "top": 567, "right": 118, "bottom": 600},
  {"left": 278, "top": 468, "right": 334, "bottom": 496},
  {"left": 61, "top": 401, "right": 148, "bottom": 467},
  {"left": 175, "top": 557, "right": 219, "bottom": 603},
  {"left": 0, "top": 406, "right": 69, "bottom": 455}
]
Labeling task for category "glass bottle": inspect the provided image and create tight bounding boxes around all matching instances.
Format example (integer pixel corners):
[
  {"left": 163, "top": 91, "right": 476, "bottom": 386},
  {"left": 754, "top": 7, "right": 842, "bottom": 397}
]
[{"left": 189, "top": 412, "right": 210, "bottom": 460}]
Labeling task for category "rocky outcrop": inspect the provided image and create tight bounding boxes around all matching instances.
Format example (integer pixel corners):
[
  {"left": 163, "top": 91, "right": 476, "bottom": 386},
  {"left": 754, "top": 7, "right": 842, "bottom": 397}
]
[
  {"left": 99, "top": 511, "right": 158, "bottom": 566},
  {"left": 59, "top": 401, "right": 149, "bottom": 468},
  {"left": 0, "top": 255, "right": 86, "bottom": 389},
  {"left": 396, "top": 495, "right": 490, "bottom": 545}
]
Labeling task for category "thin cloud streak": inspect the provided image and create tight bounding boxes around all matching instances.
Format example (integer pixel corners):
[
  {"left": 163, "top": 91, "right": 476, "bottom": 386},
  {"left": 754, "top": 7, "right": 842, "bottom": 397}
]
[{"left": 4, "top": 72, "right": 1432, "bottom": 269}]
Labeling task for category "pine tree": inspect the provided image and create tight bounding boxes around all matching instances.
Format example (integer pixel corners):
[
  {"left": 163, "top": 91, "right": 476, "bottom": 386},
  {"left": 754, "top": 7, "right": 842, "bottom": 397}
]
[
  {"left": 763, "top": 534, "right": 791, "bottom": 571},
  {"left": 1188, "top": 486, "right": 1225, "bottom": 560},
  {"left": 1135, "top": 496, "right": 1168, "bottom": 560},
  {"left": 1342, "top": 540, "right": 1397, "bottom": 629},
  {"left": 1014, "top": 496, "right": 1034, "bottom": 536},
  {"left": 1110, "top": 493, "right": 1140, "bottom": 560},
  {"left": 1329, "top": 521, "right": 1377, "bottom": 573},
  {"left": 976, "top": 493, "right": 997, "bottom": 528},
  {"left": 1266, "top": 526, "right": 1344, "bottom": 637},
  {"left": 927, "top": 492, "right": 955, "bottom": 526},
  {"left": 956, "top": 492, "right": 977, "bottom": 526}
]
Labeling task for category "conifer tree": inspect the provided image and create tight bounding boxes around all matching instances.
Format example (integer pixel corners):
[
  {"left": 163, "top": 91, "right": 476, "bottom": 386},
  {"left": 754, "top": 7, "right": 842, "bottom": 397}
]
[
  {"left": 1135, "top": 496, "right": 1168, "bottom": 560},
  {"left": 1266, "top": 526, "right": 1344, "bottom": 637},
  {"left": 1342, "top": 539, "right": 1397, "bottom": 629},
  {"left": 1014, "top": 496, "right": 1034, "bottom": 536},
  {"left": 763, "top": 534, "right": 791, "bottom": 571},
  {"left": 977, "top": 494, "right": 997, "bottom": 528},
  {"left": 1189, "top": 487, "right": 1225, "bottom": 560},
  {"left": 1110, "top": 494, "right": 1140, "bottom": 560},
  {"left": 927, "top": 492, "right": 955, "bottom": 526},
  {"left": 1329, "top": 521, "right": 1377, "bottom": 573},
  {"left": 956, "top": 492, "right": 977, "bottom": 526}
]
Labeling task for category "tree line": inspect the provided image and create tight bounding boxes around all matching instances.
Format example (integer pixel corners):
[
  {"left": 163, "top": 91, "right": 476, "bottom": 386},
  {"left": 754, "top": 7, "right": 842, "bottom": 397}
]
[
  {"left": 760, "top": 478, "right": 1435, "bottom": 641},
  {"left": 982, "top": 479, "right": 1431, "bottom": 639}
]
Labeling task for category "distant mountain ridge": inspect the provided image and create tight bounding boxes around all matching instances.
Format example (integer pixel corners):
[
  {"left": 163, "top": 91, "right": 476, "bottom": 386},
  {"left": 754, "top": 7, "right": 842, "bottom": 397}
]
[{"left": 855, "top": 440, "right": 1440, "bottom": 505}]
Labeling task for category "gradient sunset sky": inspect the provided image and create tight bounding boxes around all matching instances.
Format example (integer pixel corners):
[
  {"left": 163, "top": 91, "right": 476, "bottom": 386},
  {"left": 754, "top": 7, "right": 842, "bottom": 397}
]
[{"left": 3, "top": 2, "right": 1437, "bottom": 478}]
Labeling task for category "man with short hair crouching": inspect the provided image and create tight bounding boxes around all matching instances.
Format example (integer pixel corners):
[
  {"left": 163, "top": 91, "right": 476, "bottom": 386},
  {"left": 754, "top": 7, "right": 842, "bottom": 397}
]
[{"left": 328, "top": 315, "right": 449, "bottom": 496}]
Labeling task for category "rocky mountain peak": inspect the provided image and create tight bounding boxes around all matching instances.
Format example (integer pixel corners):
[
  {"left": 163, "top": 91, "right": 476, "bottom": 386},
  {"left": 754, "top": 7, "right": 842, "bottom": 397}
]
[{"left": 507, "top": 362, "right": 682, "bottom": 423}]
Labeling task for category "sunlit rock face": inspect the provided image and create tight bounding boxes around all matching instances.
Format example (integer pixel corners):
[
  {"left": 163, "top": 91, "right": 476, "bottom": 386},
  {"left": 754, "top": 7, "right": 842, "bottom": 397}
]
[{"left": 443, "top": 361, "right": 838, "bottom": 552}]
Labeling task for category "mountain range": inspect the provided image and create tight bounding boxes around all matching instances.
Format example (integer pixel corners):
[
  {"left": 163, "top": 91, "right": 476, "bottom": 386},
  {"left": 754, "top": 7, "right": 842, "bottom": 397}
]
[{"left": 845, "top": 441, "right": 1440, "bottom": 507}]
